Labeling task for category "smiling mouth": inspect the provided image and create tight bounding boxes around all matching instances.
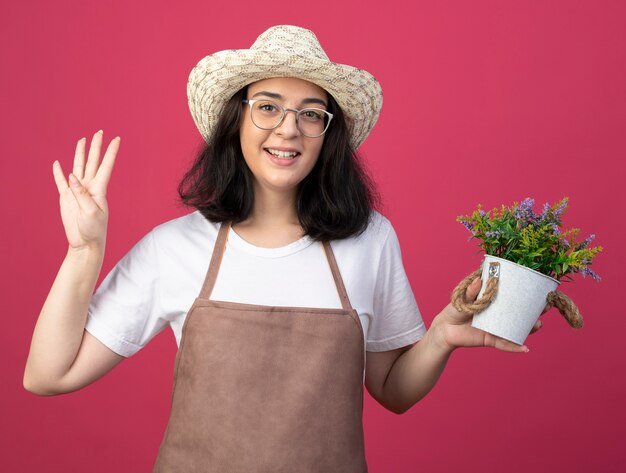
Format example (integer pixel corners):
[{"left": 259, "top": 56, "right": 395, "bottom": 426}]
[{"left": 265, "top": 148, "right": 300, "bottom": 160}]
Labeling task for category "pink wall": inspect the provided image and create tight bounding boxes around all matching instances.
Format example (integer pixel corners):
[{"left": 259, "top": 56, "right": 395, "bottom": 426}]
[{"left": 3, "top": 1, "right": 624, "bottom": 471}]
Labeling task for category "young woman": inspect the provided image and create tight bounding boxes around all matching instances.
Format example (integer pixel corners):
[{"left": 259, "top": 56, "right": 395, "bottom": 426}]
[{"left": 24, "top": 25, "right": 540, "bottom": 472}]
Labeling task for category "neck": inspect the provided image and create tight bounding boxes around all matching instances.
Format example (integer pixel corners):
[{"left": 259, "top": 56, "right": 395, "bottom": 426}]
[
  {"left": 231, "top": 184, "right": 305, "bottom": 248},
  {"left": 247, "top": 184, "right": 299, "bottom": 227}
]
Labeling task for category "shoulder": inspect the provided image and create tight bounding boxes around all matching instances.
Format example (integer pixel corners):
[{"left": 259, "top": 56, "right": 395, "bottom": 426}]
[
  {"left": 131, "top": 211, "right": 222, "bottom": 269},
  {"left": 106, "top": 211, "right": 218, "bottom": 273},
  {"left": 331, "top": 210, "right": 396, "bottom": 258},
  {"left": 149, "top": 211, "right": 220, "bottom": 249},
  {"left": 365, "top": 210, "right": 394, "bottom": 242},
  {"left": 335, "top": 210, "right": 393, "bottom": 246},
  {"left": 151, "top": 210, "right": 217, "bottom": 238}
]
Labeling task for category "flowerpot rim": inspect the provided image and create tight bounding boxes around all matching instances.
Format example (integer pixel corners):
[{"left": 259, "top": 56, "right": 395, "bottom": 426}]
[{"left": 482, "top": 255, "right": 561, "bottom": 286}]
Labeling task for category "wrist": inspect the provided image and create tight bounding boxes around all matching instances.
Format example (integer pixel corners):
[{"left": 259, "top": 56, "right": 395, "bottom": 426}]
[
  {"left": 427, "top": 312, "right": 457, "bottom": 357},
  {"left": 66, "top": 244, "right": 105, "bottom": 264}
]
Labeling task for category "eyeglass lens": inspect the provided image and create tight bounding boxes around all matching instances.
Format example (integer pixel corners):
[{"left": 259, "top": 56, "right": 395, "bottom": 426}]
[{"left": 250, "top": 101, "right": 330, "bottom": 137}]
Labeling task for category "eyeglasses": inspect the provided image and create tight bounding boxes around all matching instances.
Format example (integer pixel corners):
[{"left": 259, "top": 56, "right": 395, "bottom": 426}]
[{"left": 242, "top": 99, "right": 334, "bottom": 138}]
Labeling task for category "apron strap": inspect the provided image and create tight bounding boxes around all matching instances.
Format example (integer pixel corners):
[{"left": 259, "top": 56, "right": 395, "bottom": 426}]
[
  {"left": 198, "top": 221, "right": 231, "bottom": 300},
  {"left": 198, "top": 221, "right": 354, "bottom": 311},
  {"left": 321, "top": 241, "right": 353, "bottom": 311}
]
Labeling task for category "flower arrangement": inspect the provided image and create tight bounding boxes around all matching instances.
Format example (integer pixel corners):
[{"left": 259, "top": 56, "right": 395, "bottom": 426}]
[{"left": 457, "top": 197, "right": 602, "bottom": 282}]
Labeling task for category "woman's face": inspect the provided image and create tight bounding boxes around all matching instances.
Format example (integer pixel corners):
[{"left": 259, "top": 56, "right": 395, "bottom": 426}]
[{"left": 239, "top": 77, "right": 328, "bottom": 197}]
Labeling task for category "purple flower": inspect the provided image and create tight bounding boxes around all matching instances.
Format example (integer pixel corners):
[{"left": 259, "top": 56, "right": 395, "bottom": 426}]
[
  {"left": 553, "top": 198, "right": 569, "bottom": 220},
  {"left": 459, "top": 220, "right": 474, "bottom": 232},
  {"left": 539, "top": 202, "right": 550, "bottom": 220},
  {"left": 552, "top": 224, "right": 560, "bottom": 235},
  {"left": 581, "top": 267, "right": 602, "bottom": 282},
  {"left": 479, "top": 210, "right": 486, "bottom": 217},
  {"left": 486, "top": 230, "right": 503, "bottom": 238},
  {"left": 514, "top": 198, "right": 535, "bottom": 220},
  {"left": 579, "top": 234, "right": 595, "bottom": 249}
]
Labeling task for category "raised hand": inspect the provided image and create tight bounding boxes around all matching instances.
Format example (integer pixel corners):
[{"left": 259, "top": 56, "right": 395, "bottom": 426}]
[{"left": 52, "top": 130, "right": 121, "bottom": 251}]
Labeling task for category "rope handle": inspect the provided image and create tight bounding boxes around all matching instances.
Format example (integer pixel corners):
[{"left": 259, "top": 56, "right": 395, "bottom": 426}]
[
  {"left": 450, "top": 261, "right": 584, "bottom": 328},
  {"left": 451, "top": 262, "right": 500, "bottom": 314},
  {"left": 546, "top": 291, "right": 584, "bottom": 328}
]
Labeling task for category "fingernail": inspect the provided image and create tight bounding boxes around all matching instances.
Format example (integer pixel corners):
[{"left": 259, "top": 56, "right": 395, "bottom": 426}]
[
  {"left": 522, "top": 346, "right": 530, "bottom": 353},
  {"left": 115, "top": 136, "right": 121, "bottom": 141},
  {"left": 97, "top": 129, "right": 103, "bottom": 134}
]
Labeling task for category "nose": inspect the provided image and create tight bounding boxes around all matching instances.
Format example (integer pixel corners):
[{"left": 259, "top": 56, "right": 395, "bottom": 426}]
[{"left": 274, "top": 109, "right": 300, "bottom": 137}]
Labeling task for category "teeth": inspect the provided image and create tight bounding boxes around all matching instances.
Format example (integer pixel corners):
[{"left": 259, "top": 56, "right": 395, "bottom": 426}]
[{"left": 267, "top": 148, "right": 298, "bottom": 159}]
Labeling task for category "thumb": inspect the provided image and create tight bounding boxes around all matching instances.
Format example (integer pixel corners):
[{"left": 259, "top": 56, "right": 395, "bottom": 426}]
[
  {"left": 68, "top": 173, "right": 101, "bottom": 214},
  {"left": 465, "top": 277, "right": 483, "bottom": 303}
]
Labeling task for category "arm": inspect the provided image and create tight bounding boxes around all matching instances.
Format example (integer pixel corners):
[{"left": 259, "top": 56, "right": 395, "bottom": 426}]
[
  {"left": 23, "top": 131, "right": 123, "bottom": 395},
  {"left": 366, "top": 278, "right": 542, "bottom": 414}
]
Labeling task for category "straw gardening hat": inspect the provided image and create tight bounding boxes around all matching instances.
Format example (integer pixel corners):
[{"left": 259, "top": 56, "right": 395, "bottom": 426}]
[{"left": 187, "top": 25, "right": 383, "bottom": 150}]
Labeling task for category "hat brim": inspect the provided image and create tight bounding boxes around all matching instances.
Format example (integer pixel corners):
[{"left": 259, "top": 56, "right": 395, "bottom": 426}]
[{"left": 187, "top": 49, "right": 383, "bottom": 150}]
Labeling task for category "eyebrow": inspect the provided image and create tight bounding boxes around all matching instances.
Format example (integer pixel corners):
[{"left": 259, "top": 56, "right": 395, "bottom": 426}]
[{"left": 250, "top": 91, "right": 328, "bottom": 108}]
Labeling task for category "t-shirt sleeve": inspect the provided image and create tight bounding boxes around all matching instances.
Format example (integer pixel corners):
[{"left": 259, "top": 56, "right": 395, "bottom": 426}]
[
  {"left": 85, "top": 230, "right": 168, "bottom": 357},
  {"left": 366, "top": 224, "right": 426, "bottom": 352}
]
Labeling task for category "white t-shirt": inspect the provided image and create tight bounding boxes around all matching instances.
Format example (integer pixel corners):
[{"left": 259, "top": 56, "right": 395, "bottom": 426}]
[{"left": 85, "top": 210, "right": 425, "bottom": 357}]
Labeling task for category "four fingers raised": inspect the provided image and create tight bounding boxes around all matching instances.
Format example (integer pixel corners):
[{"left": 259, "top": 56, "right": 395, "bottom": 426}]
[{"left": 54, "top": 131, "right": 121, "bottom": 194}]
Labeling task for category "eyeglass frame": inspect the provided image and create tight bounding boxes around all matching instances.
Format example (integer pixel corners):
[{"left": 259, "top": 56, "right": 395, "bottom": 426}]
[{"left": 241, "top": 99, "right": 334, "bottom": 138}]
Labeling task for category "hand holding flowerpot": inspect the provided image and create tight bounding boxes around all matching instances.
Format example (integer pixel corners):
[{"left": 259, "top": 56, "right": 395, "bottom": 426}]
[
  {"left": 453, "top": 197, "right": 601, "bottom": 346},
  {"left": 451, "top": 256, "right": 583, "bottom": 345}
]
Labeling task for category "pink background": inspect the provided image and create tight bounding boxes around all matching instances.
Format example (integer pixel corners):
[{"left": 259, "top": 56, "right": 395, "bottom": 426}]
[{"left": 2, "top": 1, "right": 625, "bottom": 471}]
